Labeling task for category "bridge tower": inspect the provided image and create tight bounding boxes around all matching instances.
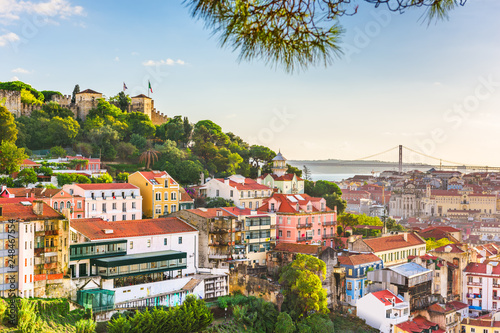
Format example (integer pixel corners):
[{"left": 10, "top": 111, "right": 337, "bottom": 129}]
[{"left": 398, "top": 145, "right": 403, "bottom": 174}]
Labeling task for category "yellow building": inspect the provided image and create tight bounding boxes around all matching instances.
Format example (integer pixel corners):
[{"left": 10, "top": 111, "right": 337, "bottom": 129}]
[
  {"left": 461, "top": 312, "right": 500, "bottom": 333},
  {"left": 128, "top": 171, "right": 180, "bottom": 218}
]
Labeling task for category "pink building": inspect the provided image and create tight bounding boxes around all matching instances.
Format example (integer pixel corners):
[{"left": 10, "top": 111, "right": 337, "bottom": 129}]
[
  {"left": 258, "top": 193, "right": 337, "bottom": 246},
  {"left": 66, "top": 156, "right": 103, "bottom": 175},
  {"left": 62, "top": 183, "right": 142, "bottom": 221}
]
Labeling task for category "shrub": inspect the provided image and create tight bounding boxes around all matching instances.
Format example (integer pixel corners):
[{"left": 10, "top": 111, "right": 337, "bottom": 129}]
[{"left": 75, "top": 318, "right": 96, "bottom": 333}]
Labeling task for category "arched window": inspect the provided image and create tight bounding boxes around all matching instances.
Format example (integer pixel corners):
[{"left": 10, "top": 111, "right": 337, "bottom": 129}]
[
  {"left": 54, "top": 202, "right": 58, "bottom": 210},
  {"left": 66, "top": 201, "right": 71, "bottom": 209}
]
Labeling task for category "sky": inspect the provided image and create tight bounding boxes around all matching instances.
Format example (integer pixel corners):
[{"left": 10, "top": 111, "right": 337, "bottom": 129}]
[{"left": 1, "top": 0, "right": 500, "bottom": 166}]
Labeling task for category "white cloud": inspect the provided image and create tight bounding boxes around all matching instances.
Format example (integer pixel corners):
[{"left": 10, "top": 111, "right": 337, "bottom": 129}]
[
  {"left": 0, "top": 0, "right": 85, "bottom": 24},
  {"left": 10, "top": 76, "right": 19, "bottom": 81},
  {"left": 11, "top": 67, "right": 30, "bottom": 73},
  {"left": 114, "top": 56, "right": 119, "bottom": 62},
  {"left": 131, "top": 51, "right": 139, "bottom": 56},
  {"left": 142, "top": 58, "right": 186, "bottom": 67},
  {"left": 0, "top": 32, "right": 19, "bottom": 46}
]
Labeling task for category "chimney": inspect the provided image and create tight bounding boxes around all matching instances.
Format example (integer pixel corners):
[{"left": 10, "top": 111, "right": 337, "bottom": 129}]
[
  {"left": 403, "top": 233, "right": 407, "bottom": 241},
  {"left": 224, "top": 178, "right": 229, "bottom": 185},
  {"left": 33, "top": 200, "right": 43, "bottom": 216}
]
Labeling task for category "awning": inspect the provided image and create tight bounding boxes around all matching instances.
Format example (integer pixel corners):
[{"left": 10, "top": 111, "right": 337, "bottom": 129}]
[{"left": 91, "top": 250, "right": 186, "bottom": 267}]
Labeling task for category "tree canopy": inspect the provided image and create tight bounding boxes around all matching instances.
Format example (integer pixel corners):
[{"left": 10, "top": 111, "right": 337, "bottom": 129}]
[
  {"left": 187, "top": 0, "right": 465, "bottom": 72},
  {"left": 279, "top": 254, "right": 328, "bottom": 319}
]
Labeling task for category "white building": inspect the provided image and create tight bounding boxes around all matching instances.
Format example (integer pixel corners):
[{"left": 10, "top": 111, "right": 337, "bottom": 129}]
[
  {"left": 69, "top": 217, "right": 229, "bottom": 318},
  {"left": 357, "top": 289, "right": 410, "bottom": 333},
  {"left": 200, "top": 175, "right": 272, "bottom": 210},
  {"left": 63, "top": 183, "right": 142, "bottom": 221}
]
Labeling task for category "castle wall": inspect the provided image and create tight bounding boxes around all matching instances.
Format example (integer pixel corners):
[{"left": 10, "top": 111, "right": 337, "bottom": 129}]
[
  {"left": 0, "top": 90, "right": 22, "bottom": 117},
  {"left": 151, "top": 109, "right": 168, "bottom": 125}
]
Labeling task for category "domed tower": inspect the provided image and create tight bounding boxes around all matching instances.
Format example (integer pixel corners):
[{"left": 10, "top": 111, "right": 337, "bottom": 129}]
[{"left": 272, "top": 151, "right": 287, "bottom": 177}]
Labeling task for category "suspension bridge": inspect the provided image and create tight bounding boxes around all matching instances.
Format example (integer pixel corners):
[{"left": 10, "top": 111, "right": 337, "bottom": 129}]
[{"left": 322, "top": 145, "right": 500, "bottom": 173}]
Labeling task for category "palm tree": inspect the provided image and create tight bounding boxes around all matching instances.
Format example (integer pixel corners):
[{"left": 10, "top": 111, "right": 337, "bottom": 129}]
[{"left": 139, "top": 149, "right": 159, "bottom": 169}]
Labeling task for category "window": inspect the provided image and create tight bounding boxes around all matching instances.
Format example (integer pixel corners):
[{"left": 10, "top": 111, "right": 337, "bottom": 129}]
[
  {"left": 178, "top": 237, "right": 182, "bottom": 244},
  {"left": 102, "top": 203, "right": 107, "bottom": 212},
  {"left": 155, "top": 207, "right": 161, "bottom": 214},
  {"left": 249, "top": 202, "right": 252, "bottom": 209},
  {"left": 171, "top": 205, "right": 176, "bottom": 213},
  {"left": 318, "top": 228, "right": 320, "bottom": 235},
  {"left": 77, "top": 214, "right": 82, "bottom": 218},
  {"left": 171, "top": 192, "right": 176, "bottom": 201},
  {"left": 349, "top": 269, "right": 352, "bottom": 276},
  {"left": 155, "top": 192, "right": 161, "bottom": 200},
  {"left": 66, "top": 201, "right": 71, "bottom": 208},
  {"left": 241, "top": 191, "right": 244, "bottom": 198},
  {"left": 130, "top": 241, "right": 133, "bottom": 249},
  {"left": 131, "top": 214, "right": 135, "bottom": 220},
  {"left": 112, "top": 215, "right": 116, "bottom": 222},
  {"left": 164, "top": 205, "right": 169, "bottom": 214},
  {"left": 279, "top": 230, "right": 282, "bottom": 237},
  {"left": 77, "top": 201, "right": 82, "bottom": 209},
  {"left": 54, "top": 202, "right": 58, "bottom": 210},
  {"left": 122, "top": 202, "right": 126, "bottom": 212},
  {"left": 230, "top": 190, "right": 233, "bottom": 197},
  {"left": 132, "top": 202, "right": 136, "bottom": 209},
  {"left": 287, "top": 231, "right": 291, "bottom": 238},
  {"left": 122, "top": 215, "right": 126, "bottom": 220},
  {"left": 112, "top": 203, "right": 117, "bottom": 210},
  {"left": 242, "top": 202, "right": 245, "bottom": 208},
  {"left": 347, "top": 282, "right": 352, "bottom": 290},
  {"left": 164, "top": 179, "right": 168, "bottom": 187},
  {"left": 287, "top": 218, "right": 291, "bottom": 224},
  {"left": 147, "top": 239, "right": 151, "bottom": 248},
  {"left": 164, "top": 238, "right": 167, "bottom": 246}
]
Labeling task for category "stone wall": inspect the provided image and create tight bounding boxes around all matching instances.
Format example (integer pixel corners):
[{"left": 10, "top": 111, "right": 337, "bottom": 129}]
[
  {"left": 229, "top": 270, "right": 280, "bottom": 303},
  {"left": 151, "top": 109, "right": 169, "bottom": 125},
  {"left": 0, "top": 90, "right": 21, "bottom": 116},
  {"left": 171, "top": 210, "right": 210, "bottom": 268}
]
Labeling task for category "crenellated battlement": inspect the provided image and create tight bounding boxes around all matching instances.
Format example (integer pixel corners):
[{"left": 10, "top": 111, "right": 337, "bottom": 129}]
[{"left": 1, "top": 87, "right": 170, "bottom": 124}]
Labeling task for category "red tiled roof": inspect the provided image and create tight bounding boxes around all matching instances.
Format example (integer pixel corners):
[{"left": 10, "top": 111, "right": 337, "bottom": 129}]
[
  {"left": 464, "top": 262, "right": 488, "bottom": 274},
  {"left": 75, "top": 183, "right": 139, "bottom": 190},
  {"left": 131, "top": 94, "right": 151, "bottom": 99},
  {"left": 258, "top": 193, "right": 330, "bottom": 214},
  {"left": 70, "top": 217, "right": 197, "bottom": 240},
  {"left": 77, "top": 89, "right": 101, "bottom": 95},
  {"left": 179, "top": 189, "right": 193, "bottom": 203},
  {"left": 0, "top": 198, "right": 62, "bottom": 221},
  {"left": 421, "top": 226, "right": 460, "bottom": 233},
  {"left": 427, "top": 303, "right": 454, "bottom": 313},
  {"left": 215, "top": 178, "right": 270, "bottom": 191},
  {"left": 184, "top": 208, "right": 233, "bottom": 219},
  {"left": 135, "top": 171, "right": 178, "bottom": 185},
  {"left": 370, "top": 290, "right": 404, "bottom": 306},
  {"left": 337, "top": 253, "right": 381, "bottom": 266},
  {"left": 432, "top": 244, "right": 465, "bottom": 253},
  {"left": 431, "top": 189, "right": 461, "bottom": 196},
  {"left": 21, "top": 159, "right": 41, "bottom": 166},
  {"left": 273, "top": 242, "right": 323, "bottom": 255},
  {"left": 447, "top": 301, "right": 468, "bottom": 311},
  {"left": 8, "top": 188, "right": 70, "bottom": 198},
  {"left": 362, "top": 233, "right": 425, "bottom": 253}
]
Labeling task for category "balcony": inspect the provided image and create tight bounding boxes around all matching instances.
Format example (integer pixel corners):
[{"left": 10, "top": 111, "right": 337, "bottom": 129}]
[
  {"left": 35, "top": 231, "right": 46, "bottom": 237},
  {"left": 466, "top": 293, "right": 482, "bottom": 299},
  {"left": 209, "top": 241, "right": 229, "bottom": 246},
  {"left": 296, "top": 223, "right": 312, "bottom": 229},
  {"left": 44, "top": 262, "right": 58, "bottom": 270},
  {"left": 44, "top": 247, "right": 58, "bottom": 253},
  {"left": 322, "top": 233, "right": 336, "bottom": 239},
  {"left": 70, "top": 240, "right": 127, "bottom": 261},
  {"left": 209, "top": 254, "right": 229, "bottom": 260},
  {"left": 209, "top": 227, "right": 229, "bottom": 234},
  {"left": 45, "top": 230, "right": 61, "bottom": 236},
  {"left": 297, "top": 236, "right": 313, "bottom": 242},
  {"left": 467, "top": 282, "right": 482, "bottom": 286},
  {"left": 322, "top": 221, "right": 336, "bottom": 226}
]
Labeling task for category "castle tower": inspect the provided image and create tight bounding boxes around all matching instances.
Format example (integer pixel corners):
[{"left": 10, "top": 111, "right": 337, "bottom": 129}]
[
  {"left": 272, "top": 151, "right": 287, "bottom": 177},
  {"left": 130, "top": 94, "right": 153, "bottom": 120},
  {"left": 75, "top": 89, "right": 102, "bottom": 121}
]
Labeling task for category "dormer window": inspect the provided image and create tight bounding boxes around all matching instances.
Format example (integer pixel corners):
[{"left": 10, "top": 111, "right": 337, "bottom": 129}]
[{"left": 164, "top": 179, "right": 169, "bottom": 188}]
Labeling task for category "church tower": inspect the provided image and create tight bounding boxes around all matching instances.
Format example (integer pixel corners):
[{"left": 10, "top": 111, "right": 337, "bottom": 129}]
[{"left": 272, "top": 151, "right": 287, "bottom": 177}]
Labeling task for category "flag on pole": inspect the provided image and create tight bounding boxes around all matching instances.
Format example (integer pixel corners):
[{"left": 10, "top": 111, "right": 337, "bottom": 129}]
[
  {"left": 123, "top": 82, "right": 128, "bottom": 91},
  {"left": 148, "top": 80, "right": 153, "bottom": 93}
]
